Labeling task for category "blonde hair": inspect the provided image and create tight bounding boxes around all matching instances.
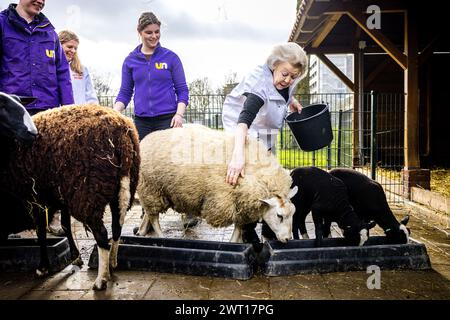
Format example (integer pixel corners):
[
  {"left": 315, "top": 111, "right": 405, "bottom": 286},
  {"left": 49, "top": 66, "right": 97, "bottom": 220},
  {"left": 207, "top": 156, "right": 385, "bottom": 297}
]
[
  {"left": 137, "top": 12, "right": 161, "bottom": 32},
  {"left": 266, "top": 42, "right": 308, "bottom": 78},
  {"left": 58, "top": 30, "right": 83, "bottom": 75}
]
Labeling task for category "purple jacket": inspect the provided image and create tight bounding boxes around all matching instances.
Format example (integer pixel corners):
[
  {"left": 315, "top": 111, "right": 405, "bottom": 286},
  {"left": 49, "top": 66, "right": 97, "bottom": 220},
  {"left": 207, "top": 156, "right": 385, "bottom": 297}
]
[
  {"left": 0, "top": 4, "right": 74, "bottom": 111},
  {"left": 116, "top": 43, "right": 189, "bottom": 117}
]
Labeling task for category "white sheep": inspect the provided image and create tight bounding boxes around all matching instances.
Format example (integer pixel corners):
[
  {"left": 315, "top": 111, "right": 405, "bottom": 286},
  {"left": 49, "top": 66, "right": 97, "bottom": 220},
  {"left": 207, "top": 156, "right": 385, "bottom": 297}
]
[{"left": 136, "top": 124, "right": 297, "bottom": 242}]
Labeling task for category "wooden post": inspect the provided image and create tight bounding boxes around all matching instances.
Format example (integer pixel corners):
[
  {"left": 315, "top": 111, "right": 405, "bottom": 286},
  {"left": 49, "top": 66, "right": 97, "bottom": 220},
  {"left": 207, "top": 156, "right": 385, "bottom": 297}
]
[
  {"left": 404, "top": 10, "right": 419, "bottom": 170},
  {"left": 402, "top": 9, "right": 430, "bottom": 198},
  {"left": 353, "top": 51, "right": 361, "bottom": 166}
]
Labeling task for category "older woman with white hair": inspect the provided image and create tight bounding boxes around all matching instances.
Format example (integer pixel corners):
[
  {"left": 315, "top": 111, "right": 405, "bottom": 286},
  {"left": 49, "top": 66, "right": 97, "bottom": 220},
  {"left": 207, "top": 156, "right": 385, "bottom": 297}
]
[{"left": 222, "top": 42, "right": 308, "bottom": 243}]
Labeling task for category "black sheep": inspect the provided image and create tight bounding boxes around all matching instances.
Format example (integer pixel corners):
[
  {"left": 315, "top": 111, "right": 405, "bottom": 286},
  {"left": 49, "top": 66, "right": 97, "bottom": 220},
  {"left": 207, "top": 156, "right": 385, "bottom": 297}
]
[
  {"left": 0, "top": 103, "right": 140, "bottom": 290},
  {"left": 0, "top": 93, "right": 37, "bottom": 240},
  {"left": 329, "top": 168, "right": 410, "bottom": 244},
  {"left": 264, "top": 166, "right": 375, "bottom": 246}
]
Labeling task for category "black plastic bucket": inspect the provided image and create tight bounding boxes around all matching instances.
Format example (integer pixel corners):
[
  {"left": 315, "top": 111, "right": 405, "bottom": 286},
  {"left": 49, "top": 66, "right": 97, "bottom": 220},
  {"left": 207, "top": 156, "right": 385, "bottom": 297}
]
[{"left": 285, "top": 103, "right": 333, "bottom": 151}]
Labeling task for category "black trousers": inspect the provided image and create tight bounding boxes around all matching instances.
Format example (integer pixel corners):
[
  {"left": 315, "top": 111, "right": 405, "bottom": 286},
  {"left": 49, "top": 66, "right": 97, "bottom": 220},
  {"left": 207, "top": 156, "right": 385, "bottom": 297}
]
[
  {"left": 134, "top": 113, "right": 174, "bottom": 141},
  {"left": 27, "top": 108, "right": 46, "bottom": 116}
]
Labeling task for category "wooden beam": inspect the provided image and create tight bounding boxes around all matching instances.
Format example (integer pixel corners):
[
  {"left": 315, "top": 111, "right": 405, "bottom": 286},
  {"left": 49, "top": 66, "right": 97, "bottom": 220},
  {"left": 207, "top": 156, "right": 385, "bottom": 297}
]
[
  {"left": 345, "top": 9, "right": 407, "bottom": 70},
  {"left": 353, "top": 51, "right": 362, "bottom": 165},
  {"left": 317, "top": 0, "right": 407, "bottom": 15},
  {"left": 311, "top": 14, "right": 342, "bottom": 48},
  {"left": 364, "top": 58, "right": 391, "bottom": 87},
  {"left": 419, "top": 35, "right": 440, "bottom": 66},
  {"left": 352, "top": 27, "right": 362, "bottom": 51},
  {"left": 404, "top": 10, "right": 420, "bottom": 169},
  {"left": 316, "top": 53, "right": 355, "bottom": 91},
  {"left": 306, "top": 46, "right": 385, "bottom": 55},
  {"left": 299, "top": 15, "right": 328, "bottom": 33},
  {"left": 301, "top": 17, "right": 334, "bottom": 49},
  {"left": 290, "top": 0, "right": 315, "bottom": 42}
]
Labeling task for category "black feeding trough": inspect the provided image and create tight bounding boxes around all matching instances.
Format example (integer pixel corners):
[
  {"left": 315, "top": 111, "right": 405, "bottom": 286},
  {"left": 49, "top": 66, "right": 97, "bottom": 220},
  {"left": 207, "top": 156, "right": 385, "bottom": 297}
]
[
  {"left": 259, "top": 236, "right": 431, "bottom": 276},
  {"left": 285, "top": 103, "right": 333, "bottom": 151},
  {"left": 88, "top": 236, "right": 257, "bottom": 280},
  {"left": 0, "top": 237, "right": 72, "bottom": 272}
]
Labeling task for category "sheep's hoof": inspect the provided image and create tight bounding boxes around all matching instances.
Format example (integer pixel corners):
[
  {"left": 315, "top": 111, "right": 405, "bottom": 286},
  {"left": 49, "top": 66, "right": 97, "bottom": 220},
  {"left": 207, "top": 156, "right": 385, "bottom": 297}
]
[
  {"left": 72, "top": 257, "right": 84, "bottom": 267},
  {"left": 92, "top": 278, "right": 108, "bottom": 291},
  {"left": 36, "top": 268, "right": 49, "bottom": 277}
]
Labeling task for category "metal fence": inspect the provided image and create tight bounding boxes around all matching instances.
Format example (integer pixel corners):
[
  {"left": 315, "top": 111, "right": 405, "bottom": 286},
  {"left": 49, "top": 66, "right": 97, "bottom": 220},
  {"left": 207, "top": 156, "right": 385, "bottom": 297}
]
[{"left": 99, "top": 92, "right": 405, "bottom": 202}]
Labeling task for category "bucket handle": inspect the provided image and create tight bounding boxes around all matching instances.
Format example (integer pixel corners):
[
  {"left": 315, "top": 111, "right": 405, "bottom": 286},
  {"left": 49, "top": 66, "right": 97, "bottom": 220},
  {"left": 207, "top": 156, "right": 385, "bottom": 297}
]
[{"left": 285, "top": 102, "right": 330, "bottom": 121}]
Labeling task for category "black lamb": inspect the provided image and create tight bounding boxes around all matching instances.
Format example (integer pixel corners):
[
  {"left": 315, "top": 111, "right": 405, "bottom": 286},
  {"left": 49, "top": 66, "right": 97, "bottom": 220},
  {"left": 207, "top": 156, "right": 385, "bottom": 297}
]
[
  {"left": 329, "top": 168, "right": 410, "bottom": 244},
  {"left": 264, "top": 166, "right": 375, "bottom": 246}
]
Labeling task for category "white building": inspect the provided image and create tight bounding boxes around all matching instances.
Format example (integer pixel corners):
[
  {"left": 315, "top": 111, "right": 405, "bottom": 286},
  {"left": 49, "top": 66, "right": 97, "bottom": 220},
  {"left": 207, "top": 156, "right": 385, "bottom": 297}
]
[{"left": 309, "top": 54, "right": 354, "bottom": 94}]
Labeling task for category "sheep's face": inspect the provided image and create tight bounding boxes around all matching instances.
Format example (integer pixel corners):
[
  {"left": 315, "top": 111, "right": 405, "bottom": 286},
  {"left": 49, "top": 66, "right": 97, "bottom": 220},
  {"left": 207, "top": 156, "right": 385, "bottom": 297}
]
[
  {"left": 343, "top": 220, "right": 376, "bottom": 246},
  {"left": 260, "top": 186, "right": 298, "bottom": 243},
  {"left": 385, "top": 215, "right": 410, "bottom": 244},
  {"left": 0, "top": 92, "right": 37, "bottom": 143}
]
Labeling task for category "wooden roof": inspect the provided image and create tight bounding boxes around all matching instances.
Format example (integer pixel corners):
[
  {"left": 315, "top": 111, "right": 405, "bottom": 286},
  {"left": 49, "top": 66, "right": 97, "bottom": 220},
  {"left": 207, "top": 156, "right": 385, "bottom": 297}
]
[{"left": 289, "top": 0, "right": 448, "bottom": 56}]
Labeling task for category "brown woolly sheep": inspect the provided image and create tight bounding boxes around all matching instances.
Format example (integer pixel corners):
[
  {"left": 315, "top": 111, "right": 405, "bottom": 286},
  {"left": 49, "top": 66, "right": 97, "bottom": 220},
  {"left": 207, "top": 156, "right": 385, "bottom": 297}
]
[
  {"left": 136, "top": 124, "right": 298, "bottom": 243},
  {"left": 0, "top": 105, "right": 140, "bottom": 290}
]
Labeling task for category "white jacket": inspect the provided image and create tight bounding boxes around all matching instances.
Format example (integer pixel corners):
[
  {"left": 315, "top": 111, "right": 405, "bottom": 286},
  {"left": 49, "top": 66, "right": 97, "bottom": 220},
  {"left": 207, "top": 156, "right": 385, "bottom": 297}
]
[
  {"left": 222, "top": 64, "right": 299, "bottom": 150},
  {"left": 70, "top": 66, "right": 99, "bottom": 105}
]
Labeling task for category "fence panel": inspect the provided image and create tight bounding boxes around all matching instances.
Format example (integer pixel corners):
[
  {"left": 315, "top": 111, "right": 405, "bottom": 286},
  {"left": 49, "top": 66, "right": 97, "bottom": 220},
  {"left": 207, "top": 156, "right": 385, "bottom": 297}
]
[{"left": 98, "top": 92, "right": 405, "bottom": 202}]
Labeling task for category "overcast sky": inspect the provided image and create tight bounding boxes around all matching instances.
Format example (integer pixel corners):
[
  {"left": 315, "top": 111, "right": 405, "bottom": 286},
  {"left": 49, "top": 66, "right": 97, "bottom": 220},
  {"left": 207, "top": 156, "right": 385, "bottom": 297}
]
[{"left": 1, "top": 0, "right": 298, "bottom": 93}]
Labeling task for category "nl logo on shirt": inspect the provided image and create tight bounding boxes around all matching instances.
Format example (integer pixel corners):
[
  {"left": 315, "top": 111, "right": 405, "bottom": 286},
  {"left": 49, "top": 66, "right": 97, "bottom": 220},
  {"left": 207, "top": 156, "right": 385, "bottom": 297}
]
[{"left": 155, "top": 62, "right": 168, "bottom": 70}]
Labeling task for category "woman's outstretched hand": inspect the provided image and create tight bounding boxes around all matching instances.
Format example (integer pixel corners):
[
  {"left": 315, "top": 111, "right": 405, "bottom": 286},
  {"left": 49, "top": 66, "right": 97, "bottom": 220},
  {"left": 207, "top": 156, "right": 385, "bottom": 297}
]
[
  {"left": 226, "top": 154, "right": 245, "bottom": 186},
  {"left": 171, "top": 114, "right": 184, "bottom": 128}
]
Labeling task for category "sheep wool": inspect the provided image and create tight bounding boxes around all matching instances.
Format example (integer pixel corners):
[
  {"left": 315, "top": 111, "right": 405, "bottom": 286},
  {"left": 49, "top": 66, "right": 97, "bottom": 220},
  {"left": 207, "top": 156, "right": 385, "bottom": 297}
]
[
  {"left": 2, "top": 105, "right": 139, "bottom": 221},
  {"left": 0, "top": 104, "right": 140, "bottom": 290},
  {"left": 138, "top": 124, "right": 293, "bottom": 228}
]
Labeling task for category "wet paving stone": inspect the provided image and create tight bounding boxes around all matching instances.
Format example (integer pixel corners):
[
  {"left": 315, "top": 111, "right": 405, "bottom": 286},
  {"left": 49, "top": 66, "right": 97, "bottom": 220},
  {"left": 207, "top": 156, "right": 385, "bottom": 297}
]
[
  {"left": 71, "top": 270, "right": 158, "bottom": 300},
  {"left": 1, "top": 201, "right": 450, "bottom": 300},
  {"left": 33, "top": 268, "right": 98, "bottom": 291},
  {"left": 209, "top": 277, "right": 270, "bottom": 300},
  {"left": 21, "top": 290, "right": 87, "bottom": 300},
  {"left": 0, "top": 272, "right": 43, "bottom": 300},
  {"left": 144, "top": 274, "right": 213, "bottom": 300},
  {"left": 269, "top": 274, "right": 332, "bottom": 300}
]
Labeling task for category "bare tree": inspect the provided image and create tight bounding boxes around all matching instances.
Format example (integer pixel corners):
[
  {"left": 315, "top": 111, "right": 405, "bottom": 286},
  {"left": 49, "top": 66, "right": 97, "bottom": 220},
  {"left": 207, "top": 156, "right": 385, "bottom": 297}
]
[
  {"left": 224, "top": 71, "right": 237, "bottom": 85},
  {"left": 91, "top": 72, "right": 114, "bottom": 106},
  {"left": 188, "top": 77, "right": 213, "bottom": 96},
  {"left": 188, "top": 77, "right": 214, "bottom": 112},
  {"left": 217, "top": 71, "right": 239, "bottom": 95},
  {"left": 92, "top": 72, "right": 113, "bottom": 96}
]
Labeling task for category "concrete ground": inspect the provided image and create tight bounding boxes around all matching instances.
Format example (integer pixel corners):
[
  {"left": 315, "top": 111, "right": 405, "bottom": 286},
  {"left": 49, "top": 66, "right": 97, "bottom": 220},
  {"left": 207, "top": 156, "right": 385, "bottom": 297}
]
[{"left": 0, "top": 202, "right": 450, "bottom": 301}]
